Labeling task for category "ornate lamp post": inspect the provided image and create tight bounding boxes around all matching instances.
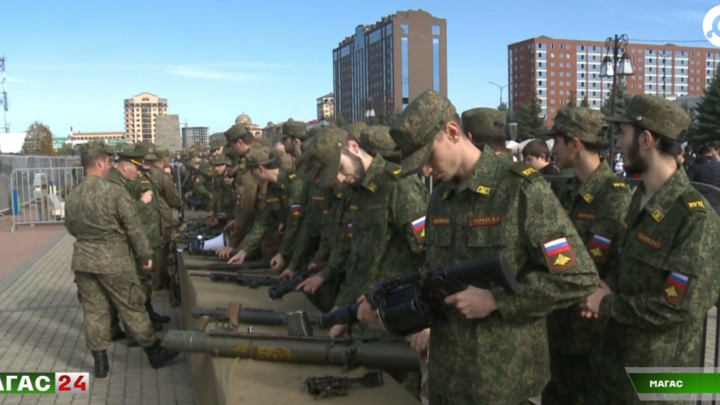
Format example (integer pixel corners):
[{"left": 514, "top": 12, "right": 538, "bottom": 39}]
[{"left": 600, "top": 34, "right": 634, "bottom": 168}]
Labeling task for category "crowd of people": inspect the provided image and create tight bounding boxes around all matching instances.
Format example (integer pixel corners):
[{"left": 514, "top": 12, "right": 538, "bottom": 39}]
[{"left": 65, "top": 91, "right": 720, "bottom": 405}]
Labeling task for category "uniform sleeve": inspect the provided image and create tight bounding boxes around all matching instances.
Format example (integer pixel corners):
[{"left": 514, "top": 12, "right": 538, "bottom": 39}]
[
  {"left": 491, "top": 179, "right": 599, "bottom": 320},
  {"left": 229, "top": 173, "right": 258, "bottom": 248},
  {"left": 194, "top": 178, "right": 212, "bottom": 199},
  {"left": 278, "top": 176, "right": 307, "bottom": 257},
  {"left": 599, "top": 212, "right": 719, "bottom": 329},
  {"left": 209, "top": 177, "right": 219, "bottom": 213},
  {"left": 240, "top": 203, "right": 274, "bottom": 254},
  {"left": 162, "top": 173, "right": 183, "bottom": 210},
  {"left": 390, "top": 176, "right": 428, "bottom": 255},
  {"left": 115, "top": 187, "right": 153, "bottom": 261},
  {"left": 288, "top": 217, "right": 312, "bottom": 270},
  {"left": 588, "top": 184, "right": 631, "bottom": 278}
]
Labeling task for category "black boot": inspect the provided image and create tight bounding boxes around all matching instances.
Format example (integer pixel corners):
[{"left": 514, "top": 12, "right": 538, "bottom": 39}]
[
  {"left": 144, "top": 340, "right": 181, "bottom": 369},
  {"left": 91, "top": 350, "right": 109, "bottom": 379},
  {"left": 145, "top": 300, "right": 171, "bottom": 324}
]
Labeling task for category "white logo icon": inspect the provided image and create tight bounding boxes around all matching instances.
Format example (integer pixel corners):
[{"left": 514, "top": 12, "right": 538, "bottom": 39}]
[{"left": 704, "top": 6, "right": 720, "bottom": 48}]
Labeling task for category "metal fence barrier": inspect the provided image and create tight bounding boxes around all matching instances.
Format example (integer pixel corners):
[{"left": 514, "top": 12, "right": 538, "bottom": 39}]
[
  {"left": 0, "top": 155, "right": 78, "bottom": 214},
  {"left": 10, "top": 167, "right": 84, "bottom": 232}
]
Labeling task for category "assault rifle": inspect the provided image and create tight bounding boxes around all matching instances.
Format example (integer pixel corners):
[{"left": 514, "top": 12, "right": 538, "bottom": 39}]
[
  {"left": 268, "top": 268, "right": 315, "bottom": 301},
  {"left": 185, "top": 261, "right": 272, "bottom": 272},
  {"left": 317, "top": 254, "right": 518, "bottom": 336},
  {"left": 191, "top": 302, "right": 321, "bottom": 328},
  {"left": 189, "top": 272, "right": 281, "bottom": 289}
]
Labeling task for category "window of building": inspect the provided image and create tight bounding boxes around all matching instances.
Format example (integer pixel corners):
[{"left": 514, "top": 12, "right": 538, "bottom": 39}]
[
  {"left": 551, "top": 44, "right": 555, "bottom": 49},
  {"left": 551, "top": 99, "right": 556, "bottom": 104},
  {"left": 560, "top": 72, "right": 564, "bottom": 77},
  {"left": 551, "top": 90, "right": 555, "bottom": 95},
  {"left": 539, "top": 80, "right": 544, "bottom": 86},
  {"left": 539, "top": 62, "right": 544, "bottom": 68},
  {"left": 551, "top": 108, "right": 556, "bottom": 113},
  {"left": 432, "top": 24, "right": 440, "bottom": 35},
  {"left": 550, "top": 71, "right": 555, "bottom": 76},
  {"left": 539, "top": 71, "right": 544, "bottom": 77},
  {"left": 400, "top": 24, "right": 409, "bottom": 34},
  {"left": 539, "top": 90, "right": 544, "bottom": 95},
  {"left": 401, "top": 37, "right": 409, "bottom": 104},
  {"left": 551, "top": 81, "right": 555, "bottom": 85},
  {"left": 550, "top": 53, "right": 554, "bottom": 58},
  {"left": 432, "top": 38, "right": 440, "bottom": 92}
]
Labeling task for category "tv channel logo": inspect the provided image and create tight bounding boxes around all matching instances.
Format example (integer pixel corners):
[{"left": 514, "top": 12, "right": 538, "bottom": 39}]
[{"left": 705, "top": 6, "right": 720, "bottom": 48}]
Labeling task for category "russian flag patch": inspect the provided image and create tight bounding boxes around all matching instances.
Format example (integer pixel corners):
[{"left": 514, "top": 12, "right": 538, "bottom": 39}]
[
  {"left": 410, "top": 216, "right": 426, "bottom": 244},
  {"left": 663, "top": 271, "right": 689, "bottom": 306},
  {"left": 542, "top": 237, "right": 578, "bottom": 273},
  {"left": 588, "top": 234, "right": 612, "bottom": 263},
  {"left": 345, "top": 223, "right": 353, "bottom": 240},
  {"left": 290, "top": 204, "right": 302, "bottom": 217}
]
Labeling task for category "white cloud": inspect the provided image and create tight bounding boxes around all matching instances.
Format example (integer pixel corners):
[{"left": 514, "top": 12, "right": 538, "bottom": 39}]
[
  {"left": 166, "top": 67, "right": 264, "bottom": 82},
  {"left": 5, "top": 76, "right": 26, "bottom": 83}
]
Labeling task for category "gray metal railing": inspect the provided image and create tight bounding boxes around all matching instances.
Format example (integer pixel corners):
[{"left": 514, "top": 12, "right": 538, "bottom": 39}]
[
  {"left": 10, "top": 166, "right": 84, "bottom": 232},
  {"left": 0, "top": 155, "right": 78, "bottom": 214}
]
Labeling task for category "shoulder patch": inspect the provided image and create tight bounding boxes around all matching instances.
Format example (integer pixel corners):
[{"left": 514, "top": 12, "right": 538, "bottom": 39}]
[
  {"left": 288, "top": 172, "right": 297, "bottom": 180},
  {"left": 384, "top": 162, "right": 402, "bottom": 177},
  {"left": 509, "top": 162, "right": 542, "bottom": 181},
  {"left": 680, "top": 189, "right": 707, "bottom": 213}
]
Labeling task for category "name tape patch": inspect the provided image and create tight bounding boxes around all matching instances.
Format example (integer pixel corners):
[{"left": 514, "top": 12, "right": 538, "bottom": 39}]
[
  {"left": 431, "top": 216, "right": 450, "bottom": 226},
  {"left": 468, "top": 214, "right": 503, "bottom": 227},
  {"left": 636, "top": 231, "right": 662, "bottom": 249},
  {"left": 576, "top": 211, "right": 596, "bottom": 222}
]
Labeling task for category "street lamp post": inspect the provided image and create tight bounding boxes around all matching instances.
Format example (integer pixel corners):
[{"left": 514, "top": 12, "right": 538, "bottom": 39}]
[
  {"left": 489, "top": 82, "right": 508, "bottom": 106},
  {"left": 600, "top": 34, "right": 634, "bottom": 169}
]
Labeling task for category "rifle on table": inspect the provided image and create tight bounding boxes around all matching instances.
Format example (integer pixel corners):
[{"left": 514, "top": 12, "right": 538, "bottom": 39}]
[
  {"left": 268, "top": 268, "right": 315, "bottom": 301},
  {"left": 305, "top": 373, "right": 384, "bottom": 399},
  {"left": 185, "top": 261, "right": 272, "bottom": 272},
  {"left": 163, "top": 329, "right": 420, "bottom": 371},
  {"left": 189, "top": 272, "right": 281, "bottom": 289},
  {"left": 192, "top": 302, "right": 321, "bottom": 328},
  {"left": 317, "top": 255, "right": 518, "bottom": 337}
]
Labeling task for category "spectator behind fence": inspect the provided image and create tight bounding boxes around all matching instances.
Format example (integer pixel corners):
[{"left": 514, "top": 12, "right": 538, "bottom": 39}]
[
  {"left": 687, "top": 145, "right": 720, "bottom": 214},
  {"left": 522, "top": 139, "right": 560, "bottom": 194},
  {"left": 683, "top": 145, "right": 696, "bottom": 170}
]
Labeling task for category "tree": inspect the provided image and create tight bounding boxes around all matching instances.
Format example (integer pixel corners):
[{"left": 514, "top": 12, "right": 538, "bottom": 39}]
[
  {"left": 566, "top": 91, "right": 577, "bottom": 107},
  {"left": 335, "top": 113, "right": 347, "bottom": 127},
  {"left": 580, "top": 95, "right": 590, "bottom": 108},
  {"left": 516, "top": 97, "right": 546, "bottom": 141},
  {"left": 601, "top": 79, "right": 631, "bottom": 117},
  {"left": 22, "top": 122, "right": 55, "bottom": 155},
  {"left": 690, "top": 68, "right": 720, "bottom": 146},
  {"left": 57, "top": 143, "right": 74, "bottom": 155},
  {"left": 497, "top": 101, "right": 508, "bottom": 112}
]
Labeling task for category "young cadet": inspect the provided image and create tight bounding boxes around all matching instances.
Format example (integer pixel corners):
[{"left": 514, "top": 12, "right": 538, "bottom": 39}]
[
  {"left": 581, "top": 95, "right": 720, "bottom": 405},
  {"left": 227, "top": 145, "right": 307, "bottom": 270},
  {"left": 382, "top": 90, "right": 598, "bottom": 405},
  {"left": 207, "top": 153, "right": 236, "bottom": 228},
  {"left": 540, "top": 107, "right": 632, "bottom": 404}
]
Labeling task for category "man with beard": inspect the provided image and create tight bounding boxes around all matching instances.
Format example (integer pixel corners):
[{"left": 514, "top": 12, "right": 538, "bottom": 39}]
[
  {"left": 227, "top": 145, "right": 307, "bottom": 270},
  {"left": 541, "top": 107, "right": 631, "bottom": 404},
  {"left": 299, "top": 126, "right": 428, "bottom": 396},
  {"left": 581, "top": 95, "right": 720, "bottom": 405},
  {"left": 382, "top": 91, "right": 598, "bottom": 405},
  {"left": 280, "top": 120, "right": 307, "bottom": 165},
  {"left": 686, "top": 145, "right": 720, "bottom": 214}
]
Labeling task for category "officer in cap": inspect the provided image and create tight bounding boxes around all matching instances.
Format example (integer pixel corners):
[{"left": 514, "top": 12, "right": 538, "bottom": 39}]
[{"left": 581, "top": 95, "right": 720, "bottom": 405}]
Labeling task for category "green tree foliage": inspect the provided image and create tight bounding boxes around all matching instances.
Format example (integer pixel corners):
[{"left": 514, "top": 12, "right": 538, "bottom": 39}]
[
  {"left": 601, "top": 79, "right": 631, "bottom": 117},
  {"left": 497, "top": 101, "right": 508, "bottom": 111},
  {"left": 334, "top": 113, "right": 347, "bottom": 127},
  {"left": 22, "top": 122, "right": 55, "bottom": 155},
  {"left": 567, "top": 91, "right": 577, "bottom": 107},
  {"left": 516, "top": 96, "right": 546, "bottom": 141},
  {"left": 580, "top": 95, "right": 590, "bottom": 107},
  {"left": 690, "top": 68, "right": 720, "bottom": 146}
]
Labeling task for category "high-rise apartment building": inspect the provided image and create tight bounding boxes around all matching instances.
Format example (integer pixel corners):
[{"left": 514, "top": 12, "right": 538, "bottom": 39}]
[
  {"left": 333, "top": 9, "right": 447, "bottom": 123},
  {"left": 124, "top": 92, "right": 168, "bottom": 143},
  {"left": 181, "top": 126, "right": 209, "bottom": 149},
  {"left": 317, "top": 93, "right": 335, "bottom": 120},
  {"left": 508, "top": 36, "right": 720, "bottom": 125}
]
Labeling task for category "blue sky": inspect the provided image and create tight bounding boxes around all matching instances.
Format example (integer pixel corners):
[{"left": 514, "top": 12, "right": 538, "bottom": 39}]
[{"left": 2, "top": 0, "right": 717, "bottom": 136}]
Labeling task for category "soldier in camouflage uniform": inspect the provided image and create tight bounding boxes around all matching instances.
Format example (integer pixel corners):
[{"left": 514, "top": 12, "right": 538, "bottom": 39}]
[
  {"left": 228, "top": 145, "right": 308, "bottom": 270},
  {"left": 184, "top": 151, "right": 212, "bottom": 211},
  {"left": 582, "top": 95, "right": 720, "bottom": 405},
  {"left": 208, "top": 154, "right": 236, "bottom": 227},
  {"left": 280, "top": 120, "right": 307, "bottom": 164},
  {"left": 385, "top": 91, "right": 598, "bottom": 405},
  {"left": 65, "top": 142, "right": 179, "bottom": 379},
  {"left": 538, "top": 107, "right": 632, "bottom": 404}
]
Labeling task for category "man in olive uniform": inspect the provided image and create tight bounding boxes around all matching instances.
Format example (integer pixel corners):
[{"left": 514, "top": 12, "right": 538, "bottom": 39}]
[
  {"left": 208, "top": 154, "right": 236, "bottom": 227},
  {"left": 227, "top": 145, "right": 308, "bottom": 270},
  {"left": 280, "top": 120, "right": 307, "bottom": 163},
  {"left": 582, "top": 95, "right": 720, "bottom": 405},
  {"left": 384, "top": 91, "right": 598, "bottom": 405},
  {"left": 148, "top": 146, "right": 183, "bottom": 290},
  {"left": 540, "top": 107, "right": 632, "bottom": 404},
  {"left": 184, "top": 153, "right": 212, "bottom": 211},
  {"left": 207, "top": 139, "right": 227, "bottom": 221},
  {"left": 65, "top": 142, "right": 179, "bottom": 378}
]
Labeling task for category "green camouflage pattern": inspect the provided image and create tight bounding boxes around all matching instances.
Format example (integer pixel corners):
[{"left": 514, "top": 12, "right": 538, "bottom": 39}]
[
  {"left": 299, "top": 127, "right": 347, "bottom": 188},
  {"left": 148, "top": 166, "right": 183, "bottom": 234},
  {"left": 282, "top": 120, "right": 308, "bottom": 139},
  {"left": 461, "top": 108, "right": 506, "bottom": 134},
  {"left": 539, "top": 107, "right": 607, "bottom": 143},
  {"left": 155, "top": 147, "right": 170, "bottom": 158},
  {"left": 210, "top": 138, "right": 225, "bottom": 151},
  {"left": 225, "top": 124, "right": 256, "bottom": 145},
  {"left": 342, "top": 122, "right": 367, "bottom": 140},
  {"left": 228, "top": 165, "right": 262, "bottom": 249},
  {"left": 587, "top": 169, "right": 720, "bottom": 404},
  {"left": 245, "top": 145, "right": 276, "bottom": 169},
  {"left": 543, "top": 162, "right": 631, "bottom": 405},
  {"left": 389, "top": 90, "right": 457, "bottom": 176},
  {"left": 423, "top": 148, "right": 598, "bottom": 404},
  {"left": 210, "top": 172, "right": 236, "bottom": 220},
  {"left": 241, "top": 168, "right": 308, "bottom": 258},
  {"left": 79, "top": 140, "right": 113, "bottom": 158},
  {"left": 210, "top": 154, "right": 231, "bottom": 166},
  {"left": 604, "top": 94, "right": 691, "bottom": 139},
  {"left": 359, "top": 125, "right": 400, "bottom": 158},
  {"left": 334, "top": 155, "right": 428, "bottom": 340},
  {"left": 135, "top": 142, "right": 158, "bottom": 161},
  {"left": 288, "top": 180, "right": 327, "bottom": 271}
]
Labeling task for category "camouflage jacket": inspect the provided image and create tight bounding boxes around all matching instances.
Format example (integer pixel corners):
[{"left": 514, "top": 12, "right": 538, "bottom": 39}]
[
  {"left": 148, "top": 165, "right": 182, "bottom": 232},
  {"left": 335, "top": 155, "right": 428, "bottom": 339},
  {"left": 228, "top": 161, "right": 264, "bottom": 249},
  {"left": 424, "top": 148, "right": 598, "bottom": 404},
  {"left": 210, "top": 172, "right": 236, "bottom": 219},
  {"left": 548, "top": 162, "right": 631, "bottom": 354},
  {"left": 287, "top": 179, "right": 328, "bottom": 271},
  {"left": 315, "top": 184, "right": 353, "bottom": 280},
  {"left": 590, "top": 169, "right": 720, "bottom": 403},
  {"left": 240, "top": 168, "right": 307, "bottom": 257},
  {"left": 108, "top": 167, "right": 161, "bottom": 250},
  {"left": 65, "top": 175, "right": 152, "bottom": 274}
]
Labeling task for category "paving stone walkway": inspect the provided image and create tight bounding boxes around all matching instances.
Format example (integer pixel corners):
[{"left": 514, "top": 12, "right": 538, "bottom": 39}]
[{"left": 0, "top": 232, "right": 198, "bottom": 405}]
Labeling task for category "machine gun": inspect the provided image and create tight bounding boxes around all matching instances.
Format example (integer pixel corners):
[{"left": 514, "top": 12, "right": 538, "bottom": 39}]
[
  {"left": 189, "top": 273, "right": 282, "bottom": 289},
  {"left": 268, "top": 268, "right": 315, "bottom": 301},
  {"left": 318, "top": 254, "right": 518, "bottom": 336},
  {"left": 185, "top": 261, "right": 272, "bottom": 272},
  {"left": 163, "top": 330, "right": 420, "bottom": 371},
  {"left": 305, "top": 372, "right": 384, "bottom": 399}
]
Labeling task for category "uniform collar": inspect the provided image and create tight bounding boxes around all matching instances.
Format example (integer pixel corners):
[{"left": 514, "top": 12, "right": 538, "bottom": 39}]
[
  {"left": 442, "top": 146, "right": 501, "bottom": 200},
  {"left": 108, "top": 167, "right": 127, "bottom": 186},
  {"left": 569, "top": 162, "right": 613, "bottom": 202},
  {"left": 638, "top": 168, "right": 690, "bottom": 222},
  {"left": 360, "top": 154, "right": 387, "bottom": 193}
]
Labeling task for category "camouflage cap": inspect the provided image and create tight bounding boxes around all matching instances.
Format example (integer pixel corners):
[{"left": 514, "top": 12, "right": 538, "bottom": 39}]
[
  {"left": 210, "top": 154, "right": 231, "bottom": 166},
  {"left": 210, "top": 138, "right": 225, "bottom": 151},
  {"left": 461, "top": 108, "right": 506, "bottom": 134},
  {"left": 538, "top": 107, "right": 607, "bottom": 143},
  {"left": 155, "top": 147, "right": 170, "bottom": 158},
  {"left": 224, "top": 124, "right": 256, "bottom": 145},
  {"left": 282, "top": 121, "right": 308, "bottom": 139},
  {"left": 79, "top": 141, "right": 113, "bottom": 159},
  {"left": 135, "top": 142, "right": 158, "bottom": 161},
  {"left": 224, "top": 148, "right": 239, "bottom": 166},
  {"left": 343, "top": 122, "right": 367, "bottom": 141},
  {"left": 244, "top": 144, "right": 276, "bottom": 169},
  {"left": 604, "top": 94, "right": 691, "bottom": 140},
  {"left": 390, "top": 90, "right": 457, "bottom": 176},
  {"left": 296, "top": 127, "right": 347, "bottom": 188},
  {"left": 359, "top": 125, "right": 400, "bottom": 158},
  {"left": 116, "top": 146, "right": 146, "bottom": 164}
]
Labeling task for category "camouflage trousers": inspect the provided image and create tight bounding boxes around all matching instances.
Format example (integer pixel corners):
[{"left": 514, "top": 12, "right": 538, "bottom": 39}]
[
  {"left": 153, "top": 230, "right": 174, "bottom": 290},
  {"left": 74, "top": 270, "right": 156, "bottom": 351},
  {"left": 542, "top": 348, "right": 590, "bottom": 405}
]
